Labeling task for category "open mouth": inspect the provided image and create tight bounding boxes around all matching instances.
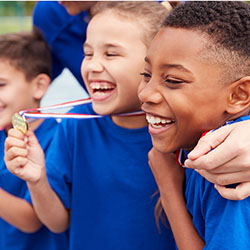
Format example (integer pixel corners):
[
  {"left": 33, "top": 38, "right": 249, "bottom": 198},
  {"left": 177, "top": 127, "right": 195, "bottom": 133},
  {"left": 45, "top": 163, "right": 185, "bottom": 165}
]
[
  {"left": 146, "top": 113, "right": 174, "bottom": 128},
  {"left": 90, "top": 82, "right": 116, "bottom": 97}
]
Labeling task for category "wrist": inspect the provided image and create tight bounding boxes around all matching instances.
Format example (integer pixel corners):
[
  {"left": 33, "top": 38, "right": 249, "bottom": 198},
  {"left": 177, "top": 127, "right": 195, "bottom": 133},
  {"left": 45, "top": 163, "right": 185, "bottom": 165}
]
[
  {"left": 160, "top": 183, "right": 184, "bottom": 201},
  {"left": 27, "top": 167, "right": 47, "bottom": 189}
]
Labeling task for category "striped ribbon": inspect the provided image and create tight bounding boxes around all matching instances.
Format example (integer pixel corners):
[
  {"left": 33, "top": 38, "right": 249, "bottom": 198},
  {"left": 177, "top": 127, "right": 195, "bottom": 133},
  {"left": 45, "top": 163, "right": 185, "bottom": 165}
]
[{"left": 19, "top": 97, "right": 145, "bottom": 120}]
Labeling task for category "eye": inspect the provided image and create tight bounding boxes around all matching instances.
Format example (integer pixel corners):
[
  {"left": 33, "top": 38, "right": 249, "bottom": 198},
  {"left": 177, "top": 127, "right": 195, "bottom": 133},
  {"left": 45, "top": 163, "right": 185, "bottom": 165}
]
[
  {"left": 84, "top": 51, "right": 93, "bottom": 57},
  {"left": 105, "top": 52, "right": 119, "bottom": 57},
  {"left": 0, "top": 82, "right": 6, "bottom": 87},
  {"left": 165, "top": 77, "right": 184, "bottom": 85},
  {"left": 140, "top": 72, "right": 151, "bottom": 82}
]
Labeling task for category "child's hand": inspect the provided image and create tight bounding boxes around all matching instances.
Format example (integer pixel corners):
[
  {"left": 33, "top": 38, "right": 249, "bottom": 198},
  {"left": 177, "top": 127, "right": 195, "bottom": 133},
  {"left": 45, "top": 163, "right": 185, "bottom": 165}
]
[
  {"left": 148, "top": 147, "right": 185, "bottom": 196},
  {"left": 4, "top": 128, "right": 45, "bottom": 184}
]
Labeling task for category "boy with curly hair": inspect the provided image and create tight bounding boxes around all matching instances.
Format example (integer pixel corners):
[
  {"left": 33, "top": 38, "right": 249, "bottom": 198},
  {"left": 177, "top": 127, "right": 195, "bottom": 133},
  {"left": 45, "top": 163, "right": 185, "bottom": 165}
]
[{"left": 139, "top": 1, "right": 250, "bottom": 249}]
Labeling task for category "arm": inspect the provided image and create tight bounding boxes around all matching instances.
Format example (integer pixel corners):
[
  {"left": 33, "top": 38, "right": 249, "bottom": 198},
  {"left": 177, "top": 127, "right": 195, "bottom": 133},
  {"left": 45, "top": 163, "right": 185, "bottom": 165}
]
[
  {"left": 148, "top": 148, "right": 204, "bottom": 250},
  {"left": 185, "top": 120, "right": 250, "bottom": 200},
  {"left": 4, "top": 129, "right": 70, "bottom": 233},
  {"left": 0, "top": 188, "right": 42, "bottom": 233}
]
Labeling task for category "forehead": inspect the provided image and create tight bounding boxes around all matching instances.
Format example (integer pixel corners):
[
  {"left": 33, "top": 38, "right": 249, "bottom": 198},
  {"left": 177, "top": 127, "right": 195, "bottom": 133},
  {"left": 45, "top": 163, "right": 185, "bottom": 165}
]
[
  {"left": 147, "top": 27, "right": 208, "bottom": 66},
  {"left": 86, "top": 11, "right": 145, "bottom": 47}
]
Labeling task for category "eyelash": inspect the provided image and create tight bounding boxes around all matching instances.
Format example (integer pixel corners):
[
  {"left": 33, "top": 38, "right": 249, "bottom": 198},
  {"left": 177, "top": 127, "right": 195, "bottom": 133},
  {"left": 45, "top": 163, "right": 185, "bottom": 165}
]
[
  {"left": 84, "top": 52, "right": 119, "bottom": 58},
  {"left": 140, "top": 72, "right": 151, "bottom": 82},
  {"left": 165, "top": 79, "right": 183, "bottom": 84},
  {"left": 105, "top": 52, "right": 118, "bottom": 57},
  {"left": 140, "top": 72, "right": 184, "bottom": 85},
  {"left": 84, "top": 52, "right": 92, "bottom": 57}
]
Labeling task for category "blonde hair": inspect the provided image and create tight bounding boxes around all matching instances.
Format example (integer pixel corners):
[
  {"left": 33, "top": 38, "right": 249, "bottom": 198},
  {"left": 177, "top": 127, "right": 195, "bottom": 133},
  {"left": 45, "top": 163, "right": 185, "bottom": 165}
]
[{"left": 90, "top": 1, "right": 170, "bottom": 47}]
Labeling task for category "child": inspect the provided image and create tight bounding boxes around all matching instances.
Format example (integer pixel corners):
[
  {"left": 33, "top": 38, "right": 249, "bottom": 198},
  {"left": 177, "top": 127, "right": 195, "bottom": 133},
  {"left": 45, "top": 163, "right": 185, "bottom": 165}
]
[
  {"left": 34, "top": 1, "right": 250, "bottom": 201},
  {"left": 33, "top": 1, "right": 96, "bottom": 89},
  {"left": 5, "top": 2, "right": 176, "bottom": 250},
  {"left": 0, "top": 30, "right": 68, "bottom": 249},
  {"left": 138, "top": 1, "right": 250, "bottom": 249}
]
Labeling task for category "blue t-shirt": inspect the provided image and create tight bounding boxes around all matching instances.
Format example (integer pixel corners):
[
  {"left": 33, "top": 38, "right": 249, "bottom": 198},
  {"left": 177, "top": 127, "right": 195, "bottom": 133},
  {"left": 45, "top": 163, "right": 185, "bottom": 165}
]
[
  {"left": 183, "top": 116, "right": 250, "bottom": 249},
  {"left": 33, "top": 1, "right": 89, "bottom": 89},
  {"left": 0, "top": 120, "right": 68, "bottom": 250},
  {"left": 46, "top": 104, "right": 176, "bottom": 250}
]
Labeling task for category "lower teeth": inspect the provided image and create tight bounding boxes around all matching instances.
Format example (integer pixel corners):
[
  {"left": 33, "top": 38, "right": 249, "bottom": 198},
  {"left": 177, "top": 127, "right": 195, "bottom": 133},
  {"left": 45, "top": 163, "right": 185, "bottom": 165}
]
[{"left": 152, "top": 124, "right": 163, "bottom": 128}]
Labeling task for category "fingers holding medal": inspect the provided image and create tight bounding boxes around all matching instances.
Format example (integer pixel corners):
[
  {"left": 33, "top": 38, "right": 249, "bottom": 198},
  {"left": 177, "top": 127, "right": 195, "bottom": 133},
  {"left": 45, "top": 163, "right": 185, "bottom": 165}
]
[{"left": 12, "top": 113, "right": 28, "bottom": 134}]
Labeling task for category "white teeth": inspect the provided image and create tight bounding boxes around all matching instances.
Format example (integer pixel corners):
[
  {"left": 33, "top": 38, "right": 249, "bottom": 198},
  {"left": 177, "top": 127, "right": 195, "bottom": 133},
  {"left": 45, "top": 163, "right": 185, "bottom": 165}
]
[
  {"left": 93, "top": 92, "right": 106, "bottom": 96},
  {"left": 146, "top": 114, "right": 174, "bottom": 126},
  {"left": 90, "top": 82, "right": 115, "bottom": 90}
]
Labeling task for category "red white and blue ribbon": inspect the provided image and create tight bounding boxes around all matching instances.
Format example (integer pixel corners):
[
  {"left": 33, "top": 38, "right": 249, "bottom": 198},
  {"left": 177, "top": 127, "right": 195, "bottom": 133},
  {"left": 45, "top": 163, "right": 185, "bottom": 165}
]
[
  {"left": 176, "top": 131, "right": 211, "bottom": 167},
  {"left": 19, "top": 97, "right": 145, "bottom": 121}
]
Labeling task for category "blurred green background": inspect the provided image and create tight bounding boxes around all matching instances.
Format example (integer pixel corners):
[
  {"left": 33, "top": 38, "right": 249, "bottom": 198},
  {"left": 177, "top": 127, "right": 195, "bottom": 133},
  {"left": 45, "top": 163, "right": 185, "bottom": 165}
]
[
  {"left": 0, "top": 1, "right": 35, "bottom": 34},
  {"left": 0, "top": 1, "right": 249, "bottom": 35}
]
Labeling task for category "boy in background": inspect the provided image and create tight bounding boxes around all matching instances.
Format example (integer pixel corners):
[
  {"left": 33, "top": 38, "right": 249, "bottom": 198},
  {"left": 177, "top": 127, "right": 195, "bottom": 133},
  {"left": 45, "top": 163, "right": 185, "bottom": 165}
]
[
  {"left": 33, "top": 1, "right": 96, "bottom": 89},
  {"left": 0, "top": 29, "right": 68, "bottom": 250}
]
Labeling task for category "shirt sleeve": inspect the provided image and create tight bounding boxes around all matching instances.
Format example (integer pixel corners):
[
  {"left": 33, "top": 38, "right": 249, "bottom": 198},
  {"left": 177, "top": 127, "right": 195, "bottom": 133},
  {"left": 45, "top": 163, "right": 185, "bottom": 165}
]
[{"left": 201, "top": 178, "right": 250, "bottom": 249}]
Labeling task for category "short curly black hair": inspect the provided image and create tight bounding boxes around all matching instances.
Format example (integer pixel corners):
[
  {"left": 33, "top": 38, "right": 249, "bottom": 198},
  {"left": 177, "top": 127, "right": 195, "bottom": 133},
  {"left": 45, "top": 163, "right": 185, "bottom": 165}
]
[{"left": 163, "top": 1, "right": 250, "bottom": 83}]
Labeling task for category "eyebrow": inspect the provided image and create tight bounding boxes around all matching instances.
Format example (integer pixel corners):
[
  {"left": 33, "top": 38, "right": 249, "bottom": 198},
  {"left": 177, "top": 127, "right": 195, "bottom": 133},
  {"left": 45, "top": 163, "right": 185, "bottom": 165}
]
[
  {"left": 144, "top": 56, "right": 192, "bottom": 74},
  {"left": 83, "top": 42, "right": 123, "bottom": 50}
]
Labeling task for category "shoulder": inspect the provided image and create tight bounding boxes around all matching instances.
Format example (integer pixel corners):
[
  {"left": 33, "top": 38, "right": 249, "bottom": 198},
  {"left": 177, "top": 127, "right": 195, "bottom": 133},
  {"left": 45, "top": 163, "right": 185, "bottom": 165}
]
[
  {"left": 33, "top": 2, "right": 87, "bottom": 44},
  {"left": 33, "top": 2, "right": 69, "bottom": 27},
  {"left": 186, "top": 169, "right": 250, "bottom": 248}
]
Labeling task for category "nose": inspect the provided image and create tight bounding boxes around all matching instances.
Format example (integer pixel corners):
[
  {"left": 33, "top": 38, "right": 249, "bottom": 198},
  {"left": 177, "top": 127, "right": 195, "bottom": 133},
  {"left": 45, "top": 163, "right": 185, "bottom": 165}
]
[
  {"left": 82, "top": 55, "right": 104, "bottom": 73},
  {"left": 138, "top": 78, "right": 162, "bottom": 104}
]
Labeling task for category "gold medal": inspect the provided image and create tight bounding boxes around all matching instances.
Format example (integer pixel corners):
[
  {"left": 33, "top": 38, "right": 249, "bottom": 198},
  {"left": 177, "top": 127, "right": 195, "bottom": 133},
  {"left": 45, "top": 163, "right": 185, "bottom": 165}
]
[{"left": 12, "top": 113, "right": 28, "bottom": 134}]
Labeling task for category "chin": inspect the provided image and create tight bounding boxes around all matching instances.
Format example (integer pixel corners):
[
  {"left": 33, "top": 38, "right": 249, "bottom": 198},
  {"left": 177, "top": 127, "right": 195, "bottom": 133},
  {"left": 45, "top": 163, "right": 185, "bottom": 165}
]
[
  {"left": 152, "top": 139, "right": 176, "bottom": 154},
  {"left": 92, "top": 105, "right": 112, "bottom": 116}
]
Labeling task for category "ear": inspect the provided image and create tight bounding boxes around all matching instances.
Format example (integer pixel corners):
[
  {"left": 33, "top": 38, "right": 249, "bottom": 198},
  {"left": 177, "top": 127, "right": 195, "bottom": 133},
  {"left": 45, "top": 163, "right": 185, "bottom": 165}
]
[
  {"left": 226, "top": 76, "right": 250, "bottom": 115},
  {"left": 31, "top": 74, "right": 50, "bottom": 100}
]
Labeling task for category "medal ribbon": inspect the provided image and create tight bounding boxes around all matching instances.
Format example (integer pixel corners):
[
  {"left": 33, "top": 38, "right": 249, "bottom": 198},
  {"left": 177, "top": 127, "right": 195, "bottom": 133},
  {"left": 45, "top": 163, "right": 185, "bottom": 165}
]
[
  {"left": 19, "top": 97, "right": 145, "bottom": 120},
  {"left": 176, "top": 131, "right": 211, "bottom": 167}
]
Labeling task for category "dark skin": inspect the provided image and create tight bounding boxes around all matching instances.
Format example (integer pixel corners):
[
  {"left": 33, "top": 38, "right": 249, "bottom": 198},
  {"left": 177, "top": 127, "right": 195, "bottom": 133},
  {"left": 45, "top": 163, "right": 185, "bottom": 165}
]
[{"left": 139, "top": 27, "right": 250, "bottom": 249}]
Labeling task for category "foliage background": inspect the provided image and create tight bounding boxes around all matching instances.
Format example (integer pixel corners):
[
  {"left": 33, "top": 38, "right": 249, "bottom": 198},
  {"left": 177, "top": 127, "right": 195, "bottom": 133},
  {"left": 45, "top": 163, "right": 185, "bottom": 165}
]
[{"left": 0, "top": 1, "right": 35, "bottom": 34}]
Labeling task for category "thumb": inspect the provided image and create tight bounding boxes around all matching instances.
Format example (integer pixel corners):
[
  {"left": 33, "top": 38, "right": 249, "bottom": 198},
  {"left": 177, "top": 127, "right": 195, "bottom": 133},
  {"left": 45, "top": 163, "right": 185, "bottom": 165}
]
[
  {"left": 188, "top": 125, "right": 233, "bottom": 160},
  {"left": 25, "top": 130, "right": 40, "bottom": 147}
]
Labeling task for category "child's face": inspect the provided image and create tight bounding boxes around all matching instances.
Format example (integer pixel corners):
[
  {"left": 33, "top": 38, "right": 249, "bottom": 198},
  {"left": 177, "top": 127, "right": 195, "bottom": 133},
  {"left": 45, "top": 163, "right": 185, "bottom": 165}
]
[
  {"left": 81, "top": 11, "right": 148, "bottom": 115},
  {"left": 0, "top": 60, "right": 36, "bottom": 130},
  {"left": 138, "top": 27, "right": 231, "bottom": 153}
]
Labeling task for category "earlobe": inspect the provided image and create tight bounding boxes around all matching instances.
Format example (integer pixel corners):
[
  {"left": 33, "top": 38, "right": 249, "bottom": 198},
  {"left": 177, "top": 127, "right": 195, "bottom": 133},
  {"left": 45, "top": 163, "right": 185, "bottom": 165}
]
[
  {"left": 32, "top": 74, "right": 51, "bottom": 100},
  {"left": 226, "top": 76, "right": 250, "bottom": 114}
]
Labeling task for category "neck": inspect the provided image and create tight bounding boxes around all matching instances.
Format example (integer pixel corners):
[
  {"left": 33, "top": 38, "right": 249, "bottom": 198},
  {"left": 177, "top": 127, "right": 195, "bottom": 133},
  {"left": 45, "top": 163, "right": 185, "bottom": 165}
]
[{"left": 111, "top": 114, "right": 147, "bottom": 129}]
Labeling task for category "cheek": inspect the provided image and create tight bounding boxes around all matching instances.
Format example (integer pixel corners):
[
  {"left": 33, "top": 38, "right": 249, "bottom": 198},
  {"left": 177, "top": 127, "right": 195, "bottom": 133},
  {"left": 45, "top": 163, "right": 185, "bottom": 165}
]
[
  {"left": 137, "top": 80, "right": 146, "bottom": 98},
  {"left": 80, "top": 60, "right": 87, "bottom": 80}
]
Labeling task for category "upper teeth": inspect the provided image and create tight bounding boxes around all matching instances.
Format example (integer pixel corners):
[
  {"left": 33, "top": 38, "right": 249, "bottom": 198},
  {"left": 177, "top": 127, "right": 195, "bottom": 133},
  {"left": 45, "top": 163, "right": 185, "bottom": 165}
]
[
  {"left": 146, "top": 114, "right": 173, "bottom": 125},
  {"left": 90, "top": 82, "right": 114, "bottom": 90}
]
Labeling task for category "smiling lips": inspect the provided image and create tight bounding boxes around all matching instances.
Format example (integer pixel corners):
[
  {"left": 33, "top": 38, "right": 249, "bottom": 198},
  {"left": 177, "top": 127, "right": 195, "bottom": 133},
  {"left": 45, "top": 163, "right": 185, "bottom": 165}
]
[
  {"left": 89, "top": 81, "right": 116, "bottom": 100},
  {"left": 146, "top": 113, "right": 174, "bottom": 128}
]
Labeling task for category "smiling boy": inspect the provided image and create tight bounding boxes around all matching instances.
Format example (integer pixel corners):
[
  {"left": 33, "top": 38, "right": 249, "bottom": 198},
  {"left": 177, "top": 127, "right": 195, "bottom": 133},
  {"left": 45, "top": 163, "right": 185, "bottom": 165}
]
[
  {"left": 0, "top": 30, "right": 68, "bottom": 250},
  {"left": 139, "top": 1, "right": 250, "bottom": 249}
]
